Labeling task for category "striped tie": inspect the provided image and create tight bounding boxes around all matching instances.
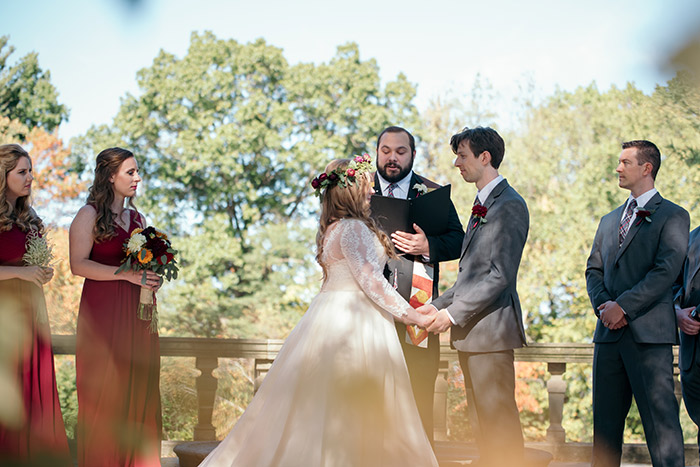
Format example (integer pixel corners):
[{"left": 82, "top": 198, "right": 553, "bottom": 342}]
[
  {"left": 619, "top": 199, "right": 637, "bottom": 246},
  {"left": 386, "top": 183, "right": 398, "bottom": 198}
]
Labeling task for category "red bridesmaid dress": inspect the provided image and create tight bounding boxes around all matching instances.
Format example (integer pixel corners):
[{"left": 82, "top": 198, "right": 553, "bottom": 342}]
[
  {"left": 0, "top": 225, "right": 71, "bottom": 465},
  {"left": 76, "top": 209, "right": 162, "bottom": 467}
]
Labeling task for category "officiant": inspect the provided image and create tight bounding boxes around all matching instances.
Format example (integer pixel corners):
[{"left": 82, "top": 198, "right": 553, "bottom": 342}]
[{"left": 372, "top": 126, "right": 463, "bottom": 443}]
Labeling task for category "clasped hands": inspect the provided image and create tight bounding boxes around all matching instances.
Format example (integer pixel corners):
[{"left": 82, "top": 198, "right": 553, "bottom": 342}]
[
  {"left": 676, "top": 306, "right": 700, "bottom": 336},
  {"left": 598, "top": 300, "right": 628, "bottom": 330},
  {"left": 413, "top": 304, "right": 452, "bottom": 334}
]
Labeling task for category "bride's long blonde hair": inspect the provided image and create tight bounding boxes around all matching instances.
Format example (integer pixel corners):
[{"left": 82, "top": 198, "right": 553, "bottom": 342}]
[{"left": 315, "top": 159, "right": 396, "bottom": 281}]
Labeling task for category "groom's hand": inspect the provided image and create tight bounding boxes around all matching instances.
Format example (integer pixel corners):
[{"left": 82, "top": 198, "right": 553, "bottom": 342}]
[
  {"left": 391, "top": 224, "right": 430, "bottom": 257},
  {"left": 426, "top": 309, "right": 452, "bottom": 334}
]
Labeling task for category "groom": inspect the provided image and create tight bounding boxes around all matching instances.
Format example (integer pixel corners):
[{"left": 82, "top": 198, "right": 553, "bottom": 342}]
[
  {"left": 419, "top": 126, "right": 528, "bottom": 466},
  {"left": 373, "top": 126, "right": 464, "bottom": 443}
]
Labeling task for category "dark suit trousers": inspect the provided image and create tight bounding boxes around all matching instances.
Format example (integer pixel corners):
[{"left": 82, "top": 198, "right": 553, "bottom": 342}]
[
  {"left": 592, "top": 330, "right": 684, "bottom": 467},
  {"left": 681, "top": 343, "right": 700, "bottom": 462},
  {"left": 396, "top": 322, "right": 439, "bottom": 444},
  {"left": 458, "top": 350, "right": 524, "bottom": 467}
]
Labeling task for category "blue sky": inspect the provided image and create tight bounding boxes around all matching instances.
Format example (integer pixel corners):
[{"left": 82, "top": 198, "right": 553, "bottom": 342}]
[{"left": 2, "top": 0, "right": 700, "bottom": 141}]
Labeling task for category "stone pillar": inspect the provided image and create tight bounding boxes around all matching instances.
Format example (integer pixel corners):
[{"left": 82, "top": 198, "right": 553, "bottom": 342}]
[
  {"left": 194, "top": 356, "right": 218, "bottom": 441},
  {"left": 546, "top": 362, "right": 567, "bottom": 445},
  {"left": 254, "top": 358, "right": 274, "bottom": 394},
  {"left": 433, "top": 360, "right": 449, "bottom": 441}
]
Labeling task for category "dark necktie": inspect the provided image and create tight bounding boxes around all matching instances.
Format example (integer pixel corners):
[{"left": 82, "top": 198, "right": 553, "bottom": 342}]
[
  {"left": 467, "top": 196, "right": 481, "bottom": 233},
  {"left": 619, "top": 199, "right": 637, "bottom": 246}
]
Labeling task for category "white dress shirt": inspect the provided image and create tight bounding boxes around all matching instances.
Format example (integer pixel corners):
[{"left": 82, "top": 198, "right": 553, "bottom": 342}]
[
  {"left": 376, "top": 171, "right": 413, "bottom": 200},
  {"left": 621, "top": 188, "right": 658, "bottom": 226}
]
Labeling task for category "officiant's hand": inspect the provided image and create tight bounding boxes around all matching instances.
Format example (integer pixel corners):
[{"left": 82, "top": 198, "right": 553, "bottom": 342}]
[{"left": 391, "top": 224, "right": 430, "bottom": 257}]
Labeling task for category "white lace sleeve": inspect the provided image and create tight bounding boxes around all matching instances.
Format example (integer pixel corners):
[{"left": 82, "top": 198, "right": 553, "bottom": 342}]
[{"left": 339, "top": 219, "right": 410, "bottom": 318}]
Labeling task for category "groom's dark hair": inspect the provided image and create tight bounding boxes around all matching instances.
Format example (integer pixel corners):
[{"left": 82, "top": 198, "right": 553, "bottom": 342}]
[
  {"left": 376, "top": 126, "right": 416, "bottom": 155},
  {"left": 450, "top": 126, "right": 505, "bottom": 169},
  {"left": 622, "top": 140, "right": 660, "bottom": 180}
]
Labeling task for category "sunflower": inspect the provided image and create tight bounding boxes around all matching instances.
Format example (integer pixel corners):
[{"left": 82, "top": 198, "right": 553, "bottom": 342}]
[{"left": 138, "top": 248, "right": 154, "bottom": 264}]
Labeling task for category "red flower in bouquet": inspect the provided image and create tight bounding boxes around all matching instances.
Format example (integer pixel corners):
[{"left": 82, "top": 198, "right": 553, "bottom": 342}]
[{"left": 115, "top": 225, "right": 179, "bottom": 332}]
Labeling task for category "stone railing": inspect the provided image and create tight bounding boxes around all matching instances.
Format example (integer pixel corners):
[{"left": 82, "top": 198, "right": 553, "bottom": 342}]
[{"left": 51, "top": 336, "right": 683, "bottom": 461}]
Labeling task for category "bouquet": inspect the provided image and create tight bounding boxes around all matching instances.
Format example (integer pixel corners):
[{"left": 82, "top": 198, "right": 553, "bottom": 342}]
[
  {"left": 115, "top": 226, "right": 179, "bottom": 332},
  {"left": 22, "top": 229, "right": 54, "bottom": 323}
]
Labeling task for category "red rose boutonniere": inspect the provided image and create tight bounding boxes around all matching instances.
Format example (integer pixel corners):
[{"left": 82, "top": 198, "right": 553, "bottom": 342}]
[
  {"left": 471, "top": 204, "right": 488, "bottom": 229},
  {"left": 634, "top": 208, "right": 654, "bottom": 226}
]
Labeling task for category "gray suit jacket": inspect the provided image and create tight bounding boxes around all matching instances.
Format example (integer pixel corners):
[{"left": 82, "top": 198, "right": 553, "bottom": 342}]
[
  {"left": 432, "top": 179, "right": 529, "bottom": 352},
  {"left": 586, "top": 192, "right": 689, "bottom": 344},
  {"left": 675, "top": 226, "right": 700, "bottom": 371}
]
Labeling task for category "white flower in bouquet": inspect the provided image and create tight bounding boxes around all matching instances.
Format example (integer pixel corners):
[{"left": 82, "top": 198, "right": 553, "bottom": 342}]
[
  {"left": 126, "top": 233, "right": 147, "bottom": 254},
  {"left": 22, "top": 229, "right": 53, "bottom": 323},
  {"left": 22, "top": 230, "right": 54, "bottom": 267}
]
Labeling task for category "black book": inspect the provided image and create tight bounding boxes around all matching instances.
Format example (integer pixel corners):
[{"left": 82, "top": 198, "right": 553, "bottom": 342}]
[{"left": 370, "top": 184, "right": 453, "bottom": 240}]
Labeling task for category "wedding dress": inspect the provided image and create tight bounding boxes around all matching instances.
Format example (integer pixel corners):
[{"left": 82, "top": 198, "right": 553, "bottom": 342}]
[{"left": 200, "top": 218, "right": 439, "bottom": 466}]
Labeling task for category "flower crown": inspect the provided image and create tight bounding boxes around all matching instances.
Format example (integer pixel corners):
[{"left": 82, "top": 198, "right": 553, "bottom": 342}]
[{"left": 311, "top": 154, "right": 373, "bottom": 197}]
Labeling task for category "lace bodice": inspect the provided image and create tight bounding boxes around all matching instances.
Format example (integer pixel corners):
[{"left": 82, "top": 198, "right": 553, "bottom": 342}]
[{"left": 320, "top": 218, "right": 410, "bottom": 319}]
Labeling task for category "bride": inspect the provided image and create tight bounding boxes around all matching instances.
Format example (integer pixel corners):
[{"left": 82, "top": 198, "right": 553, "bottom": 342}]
[{"left": 200, "top": 156, "right": 438, "bottom": 466}]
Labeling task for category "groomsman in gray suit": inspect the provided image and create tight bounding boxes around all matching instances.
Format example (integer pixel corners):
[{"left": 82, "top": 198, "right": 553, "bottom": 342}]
[
  {"left": 419, "top": 126, "right": 529, "bottom": 467},
  {"left": 586, "top": 140, "right": 688, "bottom": 467},
  {"left": 675, "top": 225, "right": 700, "bottom": 463}
]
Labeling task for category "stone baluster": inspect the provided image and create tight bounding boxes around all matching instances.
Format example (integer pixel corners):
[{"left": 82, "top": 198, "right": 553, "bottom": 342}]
[
  {"left": 194, "top": 356, "right": 218, "bottom": 441},
  {"left": 433, "top": 360, "right": 449, "bottom": 441},
  {"left": 546, "top": 362, "right": 567, "bottom": 445}
]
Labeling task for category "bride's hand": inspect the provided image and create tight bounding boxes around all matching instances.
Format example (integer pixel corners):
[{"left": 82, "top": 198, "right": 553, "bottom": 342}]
[
  {"left": 404, "top": 306, "right": 436, "bottom": 329},
  {"left": 414, "top": 312, "right": 436, "bottom": 329}
]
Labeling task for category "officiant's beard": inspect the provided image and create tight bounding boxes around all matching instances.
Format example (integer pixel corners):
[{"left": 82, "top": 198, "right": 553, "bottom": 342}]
[{"left": 377, "top": 157, "right": 414, "bottom": 183}]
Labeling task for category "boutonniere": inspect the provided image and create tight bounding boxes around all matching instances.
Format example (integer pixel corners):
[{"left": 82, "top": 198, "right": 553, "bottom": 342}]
[
  {"left": 413, "top": 183, "right": 428, "bottom": 196},
  {"left": 471, "top": 204, "right": 488, "bottom": 228},
  {"left": 634, "top": 208, "right": 654, "bottom": 226}
]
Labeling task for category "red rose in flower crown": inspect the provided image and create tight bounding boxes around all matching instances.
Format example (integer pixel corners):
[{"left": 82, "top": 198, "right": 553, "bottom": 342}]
[
  {"left": 634, "top": 208, "right": 653, "bottom": 226},
  {"left": 471, "top": 204, "right": 488, "bottom": 228},
  {"left": 310, "top": 153, "right": 373, "bottom": 197}
]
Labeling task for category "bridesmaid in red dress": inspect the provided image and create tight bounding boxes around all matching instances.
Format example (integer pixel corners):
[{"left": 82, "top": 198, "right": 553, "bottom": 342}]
[
  {"left": 69, "top": 147, "right": 162, "bottom": 467},
  {"left": 0, "top": 144, "right": 71, "bottom": 465}
]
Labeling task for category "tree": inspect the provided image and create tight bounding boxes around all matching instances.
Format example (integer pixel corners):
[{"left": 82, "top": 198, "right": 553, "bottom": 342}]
[
  {"left": 504, "top": 72, "right": 700, "bottom": 442},
  {"left": 73, "top": 32, "right": 419, "bottom": 338},
  {"left": 0, "top": 36, "right": 69, "bottom": 135}
]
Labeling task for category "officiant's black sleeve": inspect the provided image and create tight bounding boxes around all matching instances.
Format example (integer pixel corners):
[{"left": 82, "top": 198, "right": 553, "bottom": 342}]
[{"left": 427, "top": 200, "right": 463, "bottom": 262}]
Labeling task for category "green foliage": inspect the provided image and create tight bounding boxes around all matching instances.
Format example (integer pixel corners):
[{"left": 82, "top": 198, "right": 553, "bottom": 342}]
[
  {"left": 74, "top": 32, "right": 419, "bottom": 338},
  {"left": 422, "top": 72, "right": 700, "bottom": 443},
  {"left": 160, "top": 357, "right": 199, "bottom": 440},
  {"left": 54, "top": 356, "right": 78, "bottom": 439},
  {"left": 0, "top": 36, "right": 68, "bottom": 134}
]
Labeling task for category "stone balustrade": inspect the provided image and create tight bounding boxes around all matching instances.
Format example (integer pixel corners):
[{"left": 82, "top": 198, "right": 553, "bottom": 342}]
[{"left": 51, "top": 336, "right": 685, "bottom": 462}]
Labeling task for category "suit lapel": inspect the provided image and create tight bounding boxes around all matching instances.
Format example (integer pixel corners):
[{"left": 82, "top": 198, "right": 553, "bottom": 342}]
[
  {"left": 686, "top": 234, "right": 700, "bottom": 300},
  {"left": 372, "top": 173, "right": 382, "bottom": 196},
  {"left": 461, "top": 179, "right": 508, "bottom": 260},
  {"left": 407, "top": 173, "right": 422, "bottom": 200},
  {"left": 615, "top": 193, "right": 662, "bottom": 263}
]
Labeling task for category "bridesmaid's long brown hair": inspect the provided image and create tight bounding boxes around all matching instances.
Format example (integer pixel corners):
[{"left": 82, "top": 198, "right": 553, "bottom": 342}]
[
  {"left": 87, "top": 147, "right": 139, "bottom": 242},
  {"left": 0, "top": 143, "right": 43, "bottom": 233},
  {"left": 315, "top": 158, "right": 395, "bottom": 281}
]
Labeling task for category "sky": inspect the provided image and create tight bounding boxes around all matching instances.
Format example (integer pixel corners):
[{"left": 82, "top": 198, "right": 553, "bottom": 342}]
[{"left": 2, "top": 0, "right": 700, "bottom": 142}]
